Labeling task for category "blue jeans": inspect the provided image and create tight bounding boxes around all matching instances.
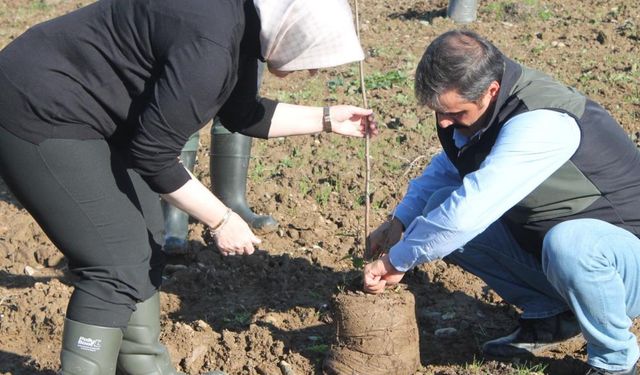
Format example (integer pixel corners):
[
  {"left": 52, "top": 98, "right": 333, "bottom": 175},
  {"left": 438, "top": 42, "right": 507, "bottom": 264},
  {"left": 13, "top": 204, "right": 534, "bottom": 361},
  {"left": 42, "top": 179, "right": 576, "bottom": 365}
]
[{"left": 426, "top": 187, "right": 640, "bottom": 371}]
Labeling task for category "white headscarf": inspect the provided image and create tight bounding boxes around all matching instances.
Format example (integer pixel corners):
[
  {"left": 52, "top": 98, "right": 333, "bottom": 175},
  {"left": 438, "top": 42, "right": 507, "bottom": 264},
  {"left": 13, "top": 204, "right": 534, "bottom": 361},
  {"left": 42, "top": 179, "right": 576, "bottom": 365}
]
[{"left": 253, "top": 0, "right": 365, "bottom": 71}]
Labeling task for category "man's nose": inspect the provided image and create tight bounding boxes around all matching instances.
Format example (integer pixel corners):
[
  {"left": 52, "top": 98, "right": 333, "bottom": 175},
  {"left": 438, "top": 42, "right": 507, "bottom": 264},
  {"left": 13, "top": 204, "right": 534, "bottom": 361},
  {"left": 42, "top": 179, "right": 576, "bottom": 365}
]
[{"left": 438, "top": 116, "right": 455, "bottom": 128}]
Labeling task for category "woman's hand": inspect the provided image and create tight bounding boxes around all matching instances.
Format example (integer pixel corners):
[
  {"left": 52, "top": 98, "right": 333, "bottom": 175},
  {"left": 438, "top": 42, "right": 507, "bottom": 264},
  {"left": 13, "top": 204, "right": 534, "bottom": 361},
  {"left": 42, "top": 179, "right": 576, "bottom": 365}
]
[
  {"left": 268, "top": 103, "right": 377, "bottom": 138},
  {"left": 329, "top": 105, "right": 378, "bottom": 138},
  {"left": 212, "top": 211, "right": 261, "bottom": 256},
  {"left": 363, "top": 254, "right": 405, "bottom": 294},
  {"left": 161, "top": 175, "right": 261, "bottom": 256}
]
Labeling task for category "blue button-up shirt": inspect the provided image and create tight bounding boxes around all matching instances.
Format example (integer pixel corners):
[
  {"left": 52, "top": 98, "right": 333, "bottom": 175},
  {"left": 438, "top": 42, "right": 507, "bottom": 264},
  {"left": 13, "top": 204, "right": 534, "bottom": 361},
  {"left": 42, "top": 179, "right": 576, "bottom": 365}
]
[{"left": 389, "top": 109, "right": 581, "bottom": 272}]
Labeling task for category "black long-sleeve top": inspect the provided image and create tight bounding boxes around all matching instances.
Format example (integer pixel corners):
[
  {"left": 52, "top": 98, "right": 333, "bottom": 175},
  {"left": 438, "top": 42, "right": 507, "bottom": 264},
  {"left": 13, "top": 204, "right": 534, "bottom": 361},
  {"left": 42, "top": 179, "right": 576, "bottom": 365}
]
[{"left": 0, "top": 0, "right": 277, "bottom": 193}]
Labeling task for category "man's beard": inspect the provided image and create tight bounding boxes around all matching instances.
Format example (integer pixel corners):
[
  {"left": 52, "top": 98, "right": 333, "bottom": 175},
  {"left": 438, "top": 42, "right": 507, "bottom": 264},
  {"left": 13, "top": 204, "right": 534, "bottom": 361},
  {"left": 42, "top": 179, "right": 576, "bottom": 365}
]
[{"left": 451, "top": 101, "right": 496, "bottom": 133}]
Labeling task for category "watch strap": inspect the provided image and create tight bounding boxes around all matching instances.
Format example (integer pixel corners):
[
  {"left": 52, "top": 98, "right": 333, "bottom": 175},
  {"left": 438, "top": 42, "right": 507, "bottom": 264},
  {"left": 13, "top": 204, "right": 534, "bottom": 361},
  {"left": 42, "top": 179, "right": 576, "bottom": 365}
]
[{"left": 322, "top": 106, "right": 332, "bottom": 133}]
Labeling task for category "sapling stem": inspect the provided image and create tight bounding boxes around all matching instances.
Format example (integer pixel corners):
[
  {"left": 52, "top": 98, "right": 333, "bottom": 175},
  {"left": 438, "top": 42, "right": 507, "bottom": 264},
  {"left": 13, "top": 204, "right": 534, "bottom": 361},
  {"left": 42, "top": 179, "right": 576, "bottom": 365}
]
[{"left": 354, "top": 0, "right": 371, "bottom": 257}]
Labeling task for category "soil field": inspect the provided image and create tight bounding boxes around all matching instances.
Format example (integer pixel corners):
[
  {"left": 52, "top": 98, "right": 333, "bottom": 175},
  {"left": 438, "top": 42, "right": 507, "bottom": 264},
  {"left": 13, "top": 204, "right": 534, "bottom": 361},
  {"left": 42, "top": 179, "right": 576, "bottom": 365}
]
[{"left": 0, "top": 0, "right": 639, "bottom": 374}]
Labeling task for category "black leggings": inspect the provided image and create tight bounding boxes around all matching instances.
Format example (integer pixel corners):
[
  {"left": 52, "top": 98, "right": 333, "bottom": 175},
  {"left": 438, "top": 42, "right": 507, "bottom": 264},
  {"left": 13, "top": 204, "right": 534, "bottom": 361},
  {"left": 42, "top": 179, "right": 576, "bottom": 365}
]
[{"left": 0, "top": 126, "right": 165, "bottom": 329}]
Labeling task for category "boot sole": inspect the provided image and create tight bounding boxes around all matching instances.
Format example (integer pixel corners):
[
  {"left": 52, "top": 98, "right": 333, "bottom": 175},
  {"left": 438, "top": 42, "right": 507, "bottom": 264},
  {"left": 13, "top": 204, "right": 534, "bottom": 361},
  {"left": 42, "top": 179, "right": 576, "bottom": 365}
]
[{"left": 482, "top": 333, "right": 584, "bottom": 359}]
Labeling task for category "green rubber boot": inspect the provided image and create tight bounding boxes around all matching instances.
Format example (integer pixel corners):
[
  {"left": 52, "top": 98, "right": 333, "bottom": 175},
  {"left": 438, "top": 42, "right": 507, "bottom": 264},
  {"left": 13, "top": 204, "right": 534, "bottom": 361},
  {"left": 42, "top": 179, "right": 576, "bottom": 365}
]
[
  {"left": 116, "top": 293, "right": 226, "bottom": 375},
  {"left": 161, "top": 137, "right": 198, "bottom": 255},
  {"left": 60, "top": 319, "right": 123, "bottom": 375},
  {"left": 210, "top": 123, "right": 278, "bottom": 234}
]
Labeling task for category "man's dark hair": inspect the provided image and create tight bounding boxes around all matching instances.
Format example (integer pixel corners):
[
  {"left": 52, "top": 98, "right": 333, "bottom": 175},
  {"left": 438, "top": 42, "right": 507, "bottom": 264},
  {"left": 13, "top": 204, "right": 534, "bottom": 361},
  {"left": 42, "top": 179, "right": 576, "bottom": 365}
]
[{"left": 415, "top": 30, "right": 504, "bottom": 111}]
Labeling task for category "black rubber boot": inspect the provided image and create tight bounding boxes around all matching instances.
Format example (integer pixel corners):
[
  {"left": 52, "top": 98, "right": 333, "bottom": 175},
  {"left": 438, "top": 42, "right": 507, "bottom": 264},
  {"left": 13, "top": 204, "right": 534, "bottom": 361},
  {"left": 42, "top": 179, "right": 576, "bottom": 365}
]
[
  {"left": 60, "top": 318, "right": 123, "bottom": 375},
  {"left": 161, "top": 150, "right": 197, "bottom": 254},
  {"left": 116, "top": 293, "right": 226, "bottom": 375},
  {"left": 210, "top": 131, "right": 278, "bottom": 234}
]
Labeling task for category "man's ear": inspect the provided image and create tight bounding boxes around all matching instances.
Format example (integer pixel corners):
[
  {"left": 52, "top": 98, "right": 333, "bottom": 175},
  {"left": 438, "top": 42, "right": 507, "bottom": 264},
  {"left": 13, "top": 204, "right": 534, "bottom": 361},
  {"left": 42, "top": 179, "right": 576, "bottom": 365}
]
[{"left": 488, "top": 81, "right": 500, "bottom": 101}]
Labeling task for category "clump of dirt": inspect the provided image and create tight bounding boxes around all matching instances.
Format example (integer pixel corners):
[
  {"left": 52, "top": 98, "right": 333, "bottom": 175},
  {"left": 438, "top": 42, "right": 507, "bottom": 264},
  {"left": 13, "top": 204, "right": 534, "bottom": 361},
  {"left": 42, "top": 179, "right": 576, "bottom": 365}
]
[{"left": 324, "top": 284, "right": 420, "bottom": 375}]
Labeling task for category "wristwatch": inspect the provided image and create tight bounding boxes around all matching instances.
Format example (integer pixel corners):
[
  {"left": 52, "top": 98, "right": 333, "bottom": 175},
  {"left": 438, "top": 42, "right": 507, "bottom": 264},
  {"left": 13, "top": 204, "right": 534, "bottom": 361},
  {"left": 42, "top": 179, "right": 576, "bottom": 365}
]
[{"left": 322, "top": 106, "right": 332, "bottom": 133}]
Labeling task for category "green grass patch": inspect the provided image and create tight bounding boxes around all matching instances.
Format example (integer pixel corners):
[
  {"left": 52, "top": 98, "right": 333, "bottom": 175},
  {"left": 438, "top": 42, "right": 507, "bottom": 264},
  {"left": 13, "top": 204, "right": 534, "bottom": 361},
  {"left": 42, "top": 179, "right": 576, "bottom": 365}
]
[
  {"left": 327, "top": 69, "right": 411, "bottom": 95},
  {"left": 315, "top": 182, "right": 332, "bottom": 206},
  {"left": 482, "top": 0, "right": 555, "bottom": 22}
]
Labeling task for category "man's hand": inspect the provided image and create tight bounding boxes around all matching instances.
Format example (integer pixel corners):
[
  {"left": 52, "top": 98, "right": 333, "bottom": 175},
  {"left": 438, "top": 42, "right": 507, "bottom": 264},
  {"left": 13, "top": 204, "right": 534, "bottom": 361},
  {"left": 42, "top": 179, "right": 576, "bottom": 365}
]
[
  {"left": 364, "top": 217, "right": 404, "bottom": 260},
  {"left": 363, "top": 254, "right": 405, "bottom": 294}
]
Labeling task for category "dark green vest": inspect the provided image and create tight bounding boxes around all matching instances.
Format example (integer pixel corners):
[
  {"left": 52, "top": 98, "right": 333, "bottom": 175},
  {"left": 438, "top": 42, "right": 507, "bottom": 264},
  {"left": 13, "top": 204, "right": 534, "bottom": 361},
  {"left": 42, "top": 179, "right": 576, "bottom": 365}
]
[{"left": 438, "top": 58, "right": 640, "bottom": 255}]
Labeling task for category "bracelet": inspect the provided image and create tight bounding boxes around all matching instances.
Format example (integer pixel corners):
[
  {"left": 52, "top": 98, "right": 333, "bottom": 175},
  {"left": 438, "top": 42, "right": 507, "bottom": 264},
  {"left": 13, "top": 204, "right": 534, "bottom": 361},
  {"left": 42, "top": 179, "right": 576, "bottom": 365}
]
[
  {"left": 211, "top": 208, "right": 233, "bottom": 235},
  {"left": 322, "top": 106, "right": 332, "bottom": 133}
]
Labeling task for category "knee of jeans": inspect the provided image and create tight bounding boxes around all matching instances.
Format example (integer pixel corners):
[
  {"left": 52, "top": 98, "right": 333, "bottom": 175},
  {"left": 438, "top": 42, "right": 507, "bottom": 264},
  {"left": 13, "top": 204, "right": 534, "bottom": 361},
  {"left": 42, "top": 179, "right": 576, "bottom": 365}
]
[
  {"left": 423, "top": 186, "right": 458, "bottom": 215},
  {"left": 542, "top": 220, "right": 589, "bottom": 282},
  {"left": 543, "top": 221, "right": 577, "bottom": 258}
]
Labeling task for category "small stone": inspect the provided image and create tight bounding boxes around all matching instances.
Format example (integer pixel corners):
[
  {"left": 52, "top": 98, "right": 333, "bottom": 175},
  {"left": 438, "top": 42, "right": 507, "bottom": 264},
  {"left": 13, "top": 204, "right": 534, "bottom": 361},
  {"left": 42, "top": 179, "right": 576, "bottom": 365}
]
[{"left": 194, "top": 319, "right": 209, "bottom": 331}]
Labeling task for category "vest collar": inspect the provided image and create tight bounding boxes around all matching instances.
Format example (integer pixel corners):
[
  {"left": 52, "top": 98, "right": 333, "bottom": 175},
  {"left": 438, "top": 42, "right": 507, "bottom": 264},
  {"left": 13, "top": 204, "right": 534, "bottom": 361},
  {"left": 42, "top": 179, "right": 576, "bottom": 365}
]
[{"left": 454, "top": 57, "right": 523, "bottom": 155}]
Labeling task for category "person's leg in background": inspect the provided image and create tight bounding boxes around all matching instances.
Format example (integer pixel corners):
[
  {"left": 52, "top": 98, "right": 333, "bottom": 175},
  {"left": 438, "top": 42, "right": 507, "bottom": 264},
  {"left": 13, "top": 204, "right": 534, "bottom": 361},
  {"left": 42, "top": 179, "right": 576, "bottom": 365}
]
[
  {"left": 446, "top": 0, "right": 478, "bottom": 24},
  {"left": 209, "top": 61, "right": 277, "bottom": 234},
  {"left": 161, "top": 132, "right": 200, "bottom": 254},
  {"left": 162, "top": 62, "right": 277, "bottom": 255},
  {"left": 209, "top": 122, "right": 278, "bottom": 234},
  {"left": 162, "top": 123, "right": 278, "bottom": 255}
]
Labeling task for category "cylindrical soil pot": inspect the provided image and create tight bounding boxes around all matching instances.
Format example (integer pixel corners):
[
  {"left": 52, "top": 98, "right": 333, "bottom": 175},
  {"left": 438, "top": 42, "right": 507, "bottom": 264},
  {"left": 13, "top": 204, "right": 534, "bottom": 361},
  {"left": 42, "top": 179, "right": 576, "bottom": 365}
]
[{"left": 323, "top": 286, "right": 420, "bottom": 375}]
